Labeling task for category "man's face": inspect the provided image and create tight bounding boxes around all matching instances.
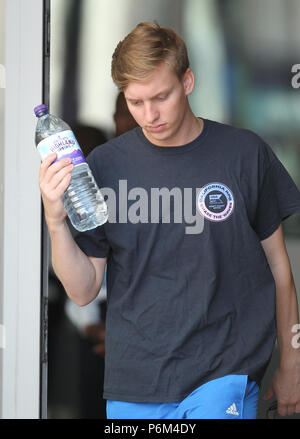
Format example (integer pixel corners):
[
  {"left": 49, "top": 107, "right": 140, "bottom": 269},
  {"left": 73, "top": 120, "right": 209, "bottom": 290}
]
[{"left": 124, "top": 62, "right": 194, "bottom": 146}]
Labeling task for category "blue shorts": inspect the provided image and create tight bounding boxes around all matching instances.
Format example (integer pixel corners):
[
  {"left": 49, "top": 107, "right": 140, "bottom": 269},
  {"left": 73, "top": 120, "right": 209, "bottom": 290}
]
[{"left": 106, "top": 374, "right": 259, "bottom": 419}]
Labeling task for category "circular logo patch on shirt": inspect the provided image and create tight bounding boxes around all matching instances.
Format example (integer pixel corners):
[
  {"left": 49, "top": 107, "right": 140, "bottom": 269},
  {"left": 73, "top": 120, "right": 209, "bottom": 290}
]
[{"left": 197, "top": 182, "right": 235, "bottom": 222}]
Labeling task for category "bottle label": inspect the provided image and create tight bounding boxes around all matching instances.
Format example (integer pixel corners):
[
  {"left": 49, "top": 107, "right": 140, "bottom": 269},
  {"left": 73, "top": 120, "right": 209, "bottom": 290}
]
[{"left": 37, "top": 130, "right": 86, "bottom": 166}]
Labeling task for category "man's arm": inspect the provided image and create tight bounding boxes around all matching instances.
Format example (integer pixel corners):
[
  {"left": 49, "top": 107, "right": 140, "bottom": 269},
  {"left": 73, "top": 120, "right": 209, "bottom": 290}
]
[
  {"left": 50, "top": 222, "right": 107, "bottom": 306},
  {"left": 39, "top": 153, "right": 106, "bottom": 306},
  {"left": 261, "top": 223, "right": 300, "bottom": 416}
]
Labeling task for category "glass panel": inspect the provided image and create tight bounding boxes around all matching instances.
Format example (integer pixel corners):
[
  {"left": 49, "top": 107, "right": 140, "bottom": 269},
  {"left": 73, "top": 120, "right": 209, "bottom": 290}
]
[{"left": 48, "top": 0, "right": 300, "bottom": 419}]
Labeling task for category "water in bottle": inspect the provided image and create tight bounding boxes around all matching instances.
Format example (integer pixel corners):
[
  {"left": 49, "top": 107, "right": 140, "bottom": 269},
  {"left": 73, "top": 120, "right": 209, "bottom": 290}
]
[{"left": 34, "top": 104, "right": 108, "bottom": 231}]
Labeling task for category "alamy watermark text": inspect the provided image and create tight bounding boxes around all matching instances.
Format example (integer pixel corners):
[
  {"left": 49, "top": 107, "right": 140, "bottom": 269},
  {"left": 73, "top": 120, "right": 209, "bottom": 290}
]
[
  {"left": 291, "top": 64, "right": 300, "bottom": 89},
  {"left": 102, "top": 180, "right": 204, "bottom": 235}
]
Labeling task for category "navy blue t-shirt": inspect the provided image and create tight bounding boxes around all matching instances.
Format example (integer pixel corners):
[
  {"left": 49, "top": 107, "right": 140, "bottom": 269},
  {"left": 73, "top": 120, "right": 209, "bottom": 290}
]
[{"left": 75, "top": 118, "right": 300, "bottom": 402}]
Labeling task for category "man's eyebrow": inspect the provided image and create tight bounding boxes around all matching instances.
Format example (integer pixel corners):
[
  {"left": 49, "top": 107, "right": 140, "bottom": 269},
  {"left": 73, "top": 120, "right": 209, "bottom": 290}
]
[
  {"left": 151, "top": 86, "right": 173, "bottom": 98},
  {"left": 125, "top": 86, "right": 174, "bottom": 102},
  {"left": 125, "top": 96, "right": 141, "bottom": 102}
]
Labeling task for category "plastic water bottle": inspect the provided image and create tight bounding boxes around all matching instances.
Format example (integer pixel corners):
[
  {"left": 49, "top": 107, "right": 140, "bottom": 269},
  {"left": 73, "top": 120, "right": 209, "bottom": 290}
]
[{"left": 34, "top": 104, "right": 108, "bottom": 232}]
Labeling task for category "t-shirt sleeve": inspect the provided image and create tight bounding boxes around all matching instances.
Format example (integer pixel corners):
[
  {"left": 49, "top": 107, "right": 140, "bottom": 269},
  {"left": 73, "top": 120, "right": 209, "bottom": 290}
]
[
  {"left": 252, "top": 143, "right": 300, "bottom": 241},
  {"left": 74, "top": 148, "right": 111, "bottom": 258},
  {"left": 75, "top": 225, "right": 110, "bottom": 258}
]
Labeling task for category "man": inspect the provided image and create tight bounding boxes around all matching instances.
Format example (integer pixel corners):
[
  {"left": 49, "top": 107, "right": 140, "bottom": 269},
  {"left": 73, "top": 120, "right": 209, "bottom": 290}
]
[{"left": 39, "top": 22, "right": 300, "bottom": 419}]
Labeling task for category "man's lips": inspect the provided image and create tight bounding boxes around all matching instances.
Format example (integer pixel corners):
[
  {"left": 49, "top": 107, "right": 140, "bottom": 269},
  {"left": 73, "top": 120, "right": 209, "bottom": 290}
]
[{"left": 147, "top": 123, "right": 167, "bottom": 132}]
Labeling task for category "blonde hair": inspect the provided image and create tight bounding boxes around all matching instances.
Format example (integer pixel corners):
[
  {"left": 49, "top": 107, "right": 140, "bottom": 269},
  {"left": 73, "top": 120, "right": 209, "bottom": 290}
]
[{"left": 111, "top": 22, "right": 190, "bottom": 90}]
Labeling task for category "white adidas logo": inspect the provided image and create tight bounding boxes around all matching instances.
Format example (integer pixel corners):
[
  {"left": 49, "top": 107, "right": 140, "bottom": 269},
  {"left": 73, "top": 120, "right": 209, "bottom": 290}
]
[{"left": 226, "top": 403, "right": 239, "bottom": 416}]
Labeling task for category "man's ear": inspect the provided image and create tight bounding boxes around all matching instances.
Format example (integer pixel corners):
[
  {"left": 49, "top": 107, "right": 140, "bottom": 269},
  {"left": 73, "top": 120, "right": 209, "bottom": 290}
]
[{"left": 182, "top": 68, "right": 195, "bottom": 96}]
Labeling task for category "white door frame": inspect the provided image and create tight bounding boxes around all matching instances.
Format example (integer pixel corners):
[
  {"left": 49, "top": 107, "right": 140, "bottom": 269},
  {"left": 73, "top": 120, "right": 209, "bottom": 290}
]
[{"left": 0, "top": 0, "right": 44, "bottom": 419}]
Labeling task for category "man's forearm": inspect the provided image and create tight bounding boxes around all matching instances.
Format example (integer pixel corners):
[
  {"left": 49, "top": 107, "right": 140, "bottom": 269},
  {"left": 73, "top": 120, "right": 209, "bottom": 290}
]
[
  {"left": 273, "top": 266, "right": 300, "bottom": 368},
  {"left": 262, "top": 227, "right": 300, "bottom": 414},
  {"left": 49, "top": 221, "right": 100, "bottom": 306}
]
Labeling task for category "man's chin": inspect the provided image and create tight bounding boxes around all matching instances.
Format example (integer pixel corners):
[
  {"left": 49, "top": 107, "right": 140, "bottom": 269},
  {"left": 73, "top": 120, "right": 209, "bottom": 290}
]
[{"left": 143, "top": 127, "right": 172, "bottom": 145}]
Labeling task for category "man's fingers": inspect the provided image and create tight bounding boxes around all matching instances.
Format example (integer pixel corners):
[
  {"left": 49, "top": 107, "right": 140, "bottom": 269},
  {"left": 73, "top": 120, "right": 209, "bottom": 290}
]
[
  {"left": 277, "top": 402, "right": 288, "bottom": 417},
  {"left": 40, "top": 159, "right": 73, "bottom": 193},
  {"left": 40, "top": 155, "right": 73, "bottom": 186},
  {"left": 287, "top": 404, "right": 296, "bottom": 417},
  {"left": 53, "top": 172, "right": 72, "bottom": 197},
  {"left": 45, "top": 158, "right": 73, "bottom": 186},
  {"left": 277, "top": 401, "right": 297, "bottom": 417},
  {"left": 39, "top": 152, "right": 57, "bottom": 181},
  {"left": 48, "top": 163, "right": 74, "bottom": 192}
]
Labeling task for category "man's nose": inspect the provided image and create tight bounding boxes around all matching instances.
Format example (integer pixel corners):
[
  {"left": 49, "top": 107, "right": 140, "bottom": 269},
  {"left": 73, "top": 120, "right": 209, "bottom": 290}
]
[{"left": 144, "top": 102, "right": 159, "bottom": 124}]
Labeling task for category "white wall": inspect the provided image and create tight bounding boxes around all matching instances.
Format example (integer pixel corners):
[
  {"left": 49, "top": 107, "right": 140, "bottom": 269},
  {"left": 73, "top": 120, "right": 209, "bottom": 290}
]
[
  {"left": 0, "top": 0, "right": 6, "bottom": 418},
  {"left": 0, "top": 0, "right": 43, "bottom": 419}
]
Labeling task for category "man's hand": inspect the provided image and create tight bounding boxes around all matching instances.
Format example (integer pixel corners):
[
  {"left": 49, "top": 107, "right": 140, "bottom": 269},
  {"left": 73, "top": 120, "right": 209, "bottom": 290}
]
[
  {"left": 39, "top": 153, "right": 74, "bottom": 230},
  {"left": 264, "top": 363, "right": 300, "bottom": 416}
]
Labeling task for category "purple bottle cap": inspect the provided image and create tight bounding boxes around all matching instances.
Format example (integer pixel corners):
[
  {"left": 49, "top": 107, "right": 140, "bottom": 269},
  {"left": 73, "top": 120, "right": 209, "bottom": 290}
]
[{"left": 34, "top": 104, "right": 48, "bottom": 116}]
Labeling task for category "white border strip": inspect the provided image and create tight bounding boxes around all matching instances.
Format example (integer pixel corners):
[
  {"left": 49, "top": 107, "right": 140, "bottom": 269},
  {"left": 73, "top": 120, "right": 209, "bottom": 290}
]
[
  {"left": 0, "top": 325, "right": 5, "bottom": 349},
  {"left": 1, "top": 0, "right": 43, "bottom": 419}
]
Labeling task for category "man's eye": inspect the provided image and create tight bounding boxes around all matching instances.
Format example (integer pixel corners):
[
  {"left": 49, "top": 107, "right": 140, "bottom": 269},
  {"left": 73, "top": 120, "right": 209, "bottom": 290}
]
[
  {"left": 131, "top": 100, "right": 142, "bottom": 106},
  {"left": 157, "top": 95, "right": 167, "bottom": 101}
]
